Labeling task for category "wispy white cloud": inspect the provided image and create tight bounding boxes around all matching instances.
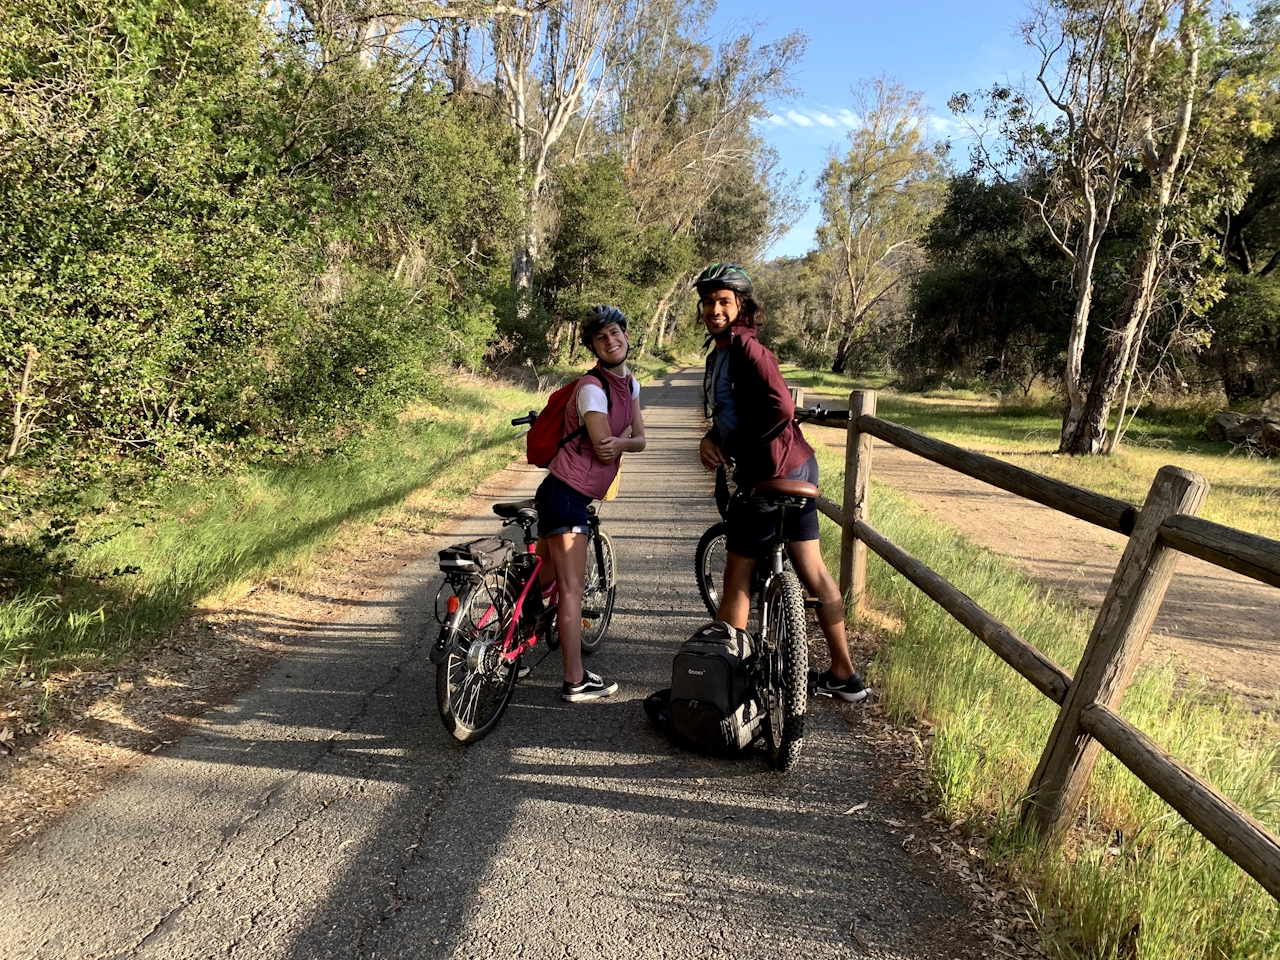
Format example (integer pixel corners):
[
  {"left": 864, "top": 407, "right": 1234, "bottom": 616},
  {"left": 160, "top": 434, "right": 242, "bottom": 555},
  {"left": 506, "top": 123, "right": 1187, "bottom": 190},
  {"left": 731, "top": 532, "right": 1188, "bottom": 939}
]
[
  {"left": 759, "top": 103, "right": 864, "bottom": 132},
  {"left": 927, "top": 114, "right": 957, "bottom": 134}
]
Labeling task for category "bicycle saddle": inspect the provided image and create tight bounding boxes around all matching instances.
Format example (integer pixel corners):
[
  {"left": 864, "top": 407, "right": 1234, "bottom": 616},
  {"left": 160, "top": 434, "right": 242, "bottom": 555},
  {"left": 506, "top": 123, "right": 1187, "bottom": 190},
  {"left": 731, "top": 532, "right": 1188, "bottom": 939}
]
[
  {"left": 493, "top": 499, "right": 537, "bottom": 520},
  {"left": 753, "top": 478, "right": 819, "bottom": 501}
]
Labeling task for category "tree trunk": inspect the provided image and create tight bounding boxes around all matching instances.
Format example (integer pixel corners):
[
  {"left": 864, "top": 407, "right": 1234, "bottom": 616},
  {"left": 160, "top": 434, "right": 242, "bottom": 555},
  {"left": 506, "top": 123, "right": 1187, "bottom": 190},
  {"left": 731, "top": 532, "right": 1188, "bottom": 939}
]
[
  {"left": 640, "top": 271, "right": 686, "bottom": 355},
  {"left": 1103, "top": 308, "right": 1152, "bottom": 454},
  {"left": 1059, "top": 241, "right": 1100, "bottom": 452},
  {"left": 1063, "top": 240, "right": 1159, "bottom": 452},
  {"left": 831, "top": 336, "right": 851, "bottom": 375}
]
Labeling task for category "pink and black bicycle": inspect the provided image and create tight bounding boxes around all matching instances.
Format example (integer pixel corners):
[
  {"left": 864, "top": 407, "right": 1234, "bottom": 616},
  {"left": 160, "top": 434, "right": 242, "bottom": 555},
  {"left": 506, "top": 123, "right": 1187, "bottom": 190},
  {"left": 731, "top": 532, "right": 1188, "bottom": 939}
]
[{"left": 430, "top": 414, "right": 617, "bottom": 743}]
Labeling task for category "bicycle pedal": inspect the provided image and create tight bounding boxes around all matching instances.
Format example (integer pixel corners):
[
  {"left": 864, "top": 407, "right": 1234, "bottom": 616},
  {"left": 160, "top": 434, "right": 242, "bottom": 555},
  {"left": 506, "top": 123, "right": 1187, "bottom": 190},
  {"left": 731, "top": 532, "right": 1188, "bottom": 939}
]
[{"left": 804, "top": 596, "right": 824, "bottom": 610}]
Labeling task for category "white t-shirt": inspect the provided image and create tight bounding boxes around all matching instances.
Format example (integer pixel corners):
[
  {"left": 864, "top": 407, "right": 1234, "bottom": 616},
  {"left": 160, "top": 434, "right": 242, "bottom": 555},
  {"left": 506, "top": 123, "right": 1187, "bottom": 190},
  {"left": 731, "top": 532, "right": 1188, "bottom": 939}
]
[{"left": 576, "top": 367, "right": 640, "bottom": 419}]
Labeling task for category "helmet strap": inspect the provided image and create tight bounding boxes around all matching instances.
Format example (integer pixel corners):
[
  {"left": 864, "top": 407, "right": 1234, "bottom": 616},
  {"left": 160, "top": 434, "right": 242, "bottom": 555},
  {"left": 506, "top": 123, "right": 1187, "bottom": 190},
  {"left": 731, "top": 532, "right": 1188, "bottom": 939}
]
[{"left": 599, "top": 343, "right": 630, "bottom": 370}]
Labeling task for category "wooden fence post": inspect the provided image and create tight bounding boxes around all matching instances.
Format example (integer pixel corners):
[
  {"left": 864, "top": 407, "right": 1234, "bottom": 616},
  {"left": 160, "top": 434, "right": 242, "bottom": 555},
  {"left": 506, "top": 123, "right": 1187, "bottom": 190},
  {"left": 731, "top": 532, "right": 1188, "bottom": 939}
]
[
  {"left": 1022, "top": 465, "right": 1209, "bottom": 838},
  {"left": 841, "top": 390, "right": 877, "bottom": 613},
  {"left": 789, "top": 386, "right": 805, "bottom": 408}
]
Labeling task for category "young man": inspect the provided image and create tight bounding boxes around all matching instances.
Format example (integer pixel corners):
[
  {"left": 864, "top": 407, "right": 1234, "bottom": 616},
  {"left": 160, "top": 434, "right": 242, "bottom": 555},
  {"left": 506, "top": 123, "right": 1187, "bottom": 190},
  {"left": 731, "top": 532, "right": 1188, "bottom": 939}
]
[
  {"left": 694, "top": 263, "right": 868, "bottom": 702},
  {"left": 536, "top": 305, "right": 646, "bottom": 701}
]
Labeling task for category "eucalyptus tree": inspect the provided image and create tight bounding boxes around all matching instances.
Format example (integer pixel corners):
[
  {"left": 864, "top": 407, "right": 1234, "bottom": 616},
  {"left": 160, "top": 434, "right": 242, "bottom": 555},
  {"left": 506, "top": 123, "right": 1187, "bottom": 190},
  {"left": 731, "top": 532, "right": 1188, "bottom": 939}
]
[
  {"left": 965, "top": 0, "right": 1264, "bottom": 452},
  {"left": 571, "top": 0, "right": 804, "bottom": 352},
  {"left": 487, "top": 0, "right": 624, "bottom": 298},
  {"left": 816, "top": 77, "right": 947, "bottom": 375}
]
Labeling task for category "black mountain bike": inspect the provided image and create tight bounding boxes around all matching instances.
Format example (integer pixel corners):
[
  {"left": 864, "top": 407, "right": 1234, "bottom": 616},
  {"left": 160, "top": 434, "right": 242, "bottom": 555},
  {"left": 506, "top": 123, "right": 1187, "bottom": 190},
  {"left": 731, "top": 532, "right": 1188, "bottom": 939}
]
[
  {"left": 691, "top": 405, "right": 848, "bottom": 770},
  {"left": 739, "top": 477, "right": 819, "bottom": 770}
]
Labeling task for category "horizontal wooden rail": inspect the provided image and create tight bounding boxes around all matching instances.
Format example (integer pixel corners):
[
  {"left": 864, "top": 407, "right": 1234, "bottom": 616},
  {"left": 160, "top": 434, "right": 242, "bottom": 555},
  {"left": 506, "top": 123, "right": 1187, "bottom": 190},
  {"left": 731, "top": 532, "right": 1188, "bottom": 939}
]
[
  {"left": 853, "top": 519, "right": 1073, "bottom": 703},
  {"left": 859, "top": 415, "right": 1138, "bottom": 536},
  {"left": 816, "top": 495, "right": 843, "bottom": 527},
  {"left": 1080, "top": 702, "right": 1280, "bottom": 900},
  {"left": 1159, "top": 514, "right": 1280, "bottom": 589}
]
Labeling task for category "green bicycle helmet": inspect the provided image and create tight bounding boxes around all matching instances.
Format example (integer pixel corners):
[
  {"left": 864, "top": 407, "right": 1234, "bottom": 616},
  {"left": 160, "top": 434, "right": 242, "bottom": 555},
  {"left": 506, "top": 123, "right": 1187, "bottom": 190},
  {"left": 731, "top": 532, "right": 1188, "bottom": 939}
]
[{"left": 694, "top": 262, "right": 753, "bottom": 298}]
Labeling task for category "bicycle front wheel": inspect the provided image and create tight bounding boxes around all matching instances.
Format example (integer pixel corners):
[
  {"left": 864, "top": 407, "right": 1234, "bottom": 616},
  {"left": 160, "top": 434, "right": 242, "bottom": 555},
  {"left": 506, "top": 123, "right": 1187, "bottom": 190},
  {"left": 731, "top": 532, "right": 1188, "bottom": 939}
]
[
  {"left": 580, "top": 530, "right": 616, "bottom": 654},
  {"left": 762, "top": 568, "right": 808, "bottom": 772},
  {"left": 435, "top": 570, "right": 520, "bottom": 743},
  {"left": 694, "top": 522, "right": 729, "bottom": 618}
]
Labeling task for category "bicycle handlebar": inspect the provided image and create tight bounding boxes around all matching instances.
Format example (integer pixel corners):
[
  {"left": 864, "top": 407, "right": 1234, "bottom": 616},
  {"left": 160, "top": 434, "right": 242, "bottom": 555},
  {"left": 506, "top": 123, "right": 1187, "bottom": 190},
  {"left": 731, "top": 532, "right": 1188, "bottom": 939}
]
[
  {"left": 793, "top": 405, "right": 851, "bottom": 426},
  {"left": 511, "top": 411, "right": 538, "bottom": 426}
]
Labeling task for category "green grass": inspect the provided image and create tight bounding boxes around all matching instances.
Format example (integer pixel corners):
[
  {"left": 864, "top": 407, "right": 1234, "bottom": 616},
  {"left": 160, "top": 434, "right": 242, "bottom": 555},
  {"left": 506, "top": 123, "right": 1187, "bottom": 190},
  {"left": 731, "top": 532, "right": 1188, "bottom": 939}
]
[
  {"left": 1, "top": 377, "right": 545, "bottom": 678},
  {"left": 784, "top": 369, "right": 1280, "bottom": 542},
  {"left": 811, "top": 440, "right": 1280, "bottom": 959},
  {"left": 780, "top": 366, "right": 894, "bottom": 394},
  {"left": 2, "top": 354, "right": 691, "bottom": 681}
]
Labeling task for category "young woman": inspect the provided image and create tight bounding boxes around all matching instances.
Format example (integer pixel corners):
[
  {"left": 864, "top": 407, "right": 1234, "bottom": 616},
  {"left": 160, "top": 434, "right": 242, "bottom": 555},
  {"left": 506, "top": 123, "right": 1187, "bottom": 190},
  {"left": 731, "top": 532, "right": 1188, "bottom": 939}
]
[
  {"left": 694, "top": 263, "right": 868, "bottom": 702},
  {"left": 536, "top": 305, "right": 646, "bottom": 701}
]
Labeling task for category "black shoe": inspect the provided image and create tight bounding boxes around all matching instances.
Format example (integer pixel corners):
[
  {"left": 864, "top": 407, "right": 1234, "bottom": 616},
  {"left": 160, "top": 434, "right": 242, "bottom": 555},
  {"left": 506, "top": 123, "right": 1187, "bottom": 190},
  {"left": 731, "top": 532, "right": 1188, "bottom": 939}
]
[
  {"left": 562, "top": 669, "right": 618, "bottom": 702},
  {"left": 516, "top": 657, "right": 531, "bottom": 680},
  {"left": 815, "top": 669, "right": 869, "bottom": 703}
]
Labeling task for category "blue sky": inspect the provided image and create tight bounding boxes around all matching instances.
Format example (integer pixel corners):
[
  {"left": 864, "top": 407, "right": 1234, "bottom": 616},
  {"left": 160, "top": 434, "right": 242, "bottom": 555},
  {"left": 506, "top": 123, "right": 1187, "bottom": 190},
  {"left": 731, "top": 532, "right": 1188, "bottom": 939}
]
[{"left": 706, "top": 0, "right": 1039, "bottom": 259}]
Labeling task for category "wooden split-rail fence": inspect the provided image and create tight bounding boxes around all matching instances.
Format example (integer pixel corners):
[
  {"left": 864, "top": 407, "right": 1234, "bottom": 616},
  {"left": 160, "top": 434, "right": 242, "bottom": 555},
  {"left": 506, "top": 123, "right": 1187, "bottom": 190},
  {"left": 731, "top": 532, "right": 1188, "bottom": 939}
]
[{"left": 796, "top": 388, "right": 1280, "bottom": 902}]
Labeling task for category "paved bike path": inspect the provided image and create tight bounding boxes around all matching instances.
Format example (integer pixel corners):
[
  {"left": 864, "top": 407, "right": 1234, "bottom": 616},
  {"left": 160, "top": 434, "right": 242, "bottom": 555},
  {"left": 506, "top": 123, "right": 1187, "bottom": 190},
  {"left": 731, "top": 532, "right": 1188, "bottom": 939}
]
[{"left": 0, "top": 369, "right": 982, "bottom": 959}]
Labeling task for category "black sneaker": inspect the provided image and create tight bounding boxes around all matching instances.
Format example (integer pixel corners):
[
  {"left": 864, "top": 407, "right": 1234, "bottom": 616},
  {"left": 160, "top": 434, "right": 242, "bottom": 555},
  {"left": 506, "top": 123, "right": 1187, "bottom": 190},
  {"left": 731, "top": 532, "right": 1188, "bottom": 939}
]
[
  {"left": 562, "top": 669, "right": 618, "bottom": 702},
  {"left": 517, "top": 658, "right": 531, "bottom": 680},
  {"left": 815, "top": 669, "right": 869, "bottom": 703}
]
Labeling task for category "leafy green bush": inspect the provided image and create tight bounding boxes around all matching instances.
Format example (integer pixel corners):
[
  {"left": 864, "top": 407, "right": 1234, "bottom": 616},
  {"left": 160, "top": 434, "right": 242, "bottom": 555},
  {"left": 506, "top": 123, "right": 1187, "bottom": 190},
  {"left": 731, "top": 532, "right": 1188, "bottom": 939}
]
[{"left": 0, "top": 0, "right": 521, "bottom": 573}]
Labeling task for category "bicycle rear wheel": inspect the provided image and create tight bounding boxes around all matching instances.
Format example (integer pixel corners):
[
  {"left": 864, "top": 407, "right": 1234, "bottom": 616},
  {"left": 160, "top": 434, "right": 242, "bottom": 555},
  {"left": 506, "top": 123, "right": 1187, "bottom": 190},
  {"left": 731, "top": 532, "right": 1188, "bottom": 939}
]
[
  {"left": 694, "top": 521, "right": 729, "bottom": 618},
  {"left": 762, "top": 568, "right": 808, "bottom": 771},
  {"left": 580, "top": 530, "right": 616, "bottom": 654},
  {"left": 435, "top": 570, "right": 520, "bottom": 743}
]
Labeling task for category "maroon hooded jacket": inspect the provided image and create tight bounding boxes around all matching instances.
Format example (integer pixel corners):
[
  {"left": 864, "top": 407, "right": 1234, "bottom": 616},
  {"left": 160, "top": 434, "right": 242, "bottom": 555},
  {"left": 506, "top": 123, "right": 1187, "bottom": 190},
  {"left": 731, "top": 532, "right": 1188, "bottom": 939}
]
[{"left": 703, "top": 324, "right": 813, "bottom": 486}]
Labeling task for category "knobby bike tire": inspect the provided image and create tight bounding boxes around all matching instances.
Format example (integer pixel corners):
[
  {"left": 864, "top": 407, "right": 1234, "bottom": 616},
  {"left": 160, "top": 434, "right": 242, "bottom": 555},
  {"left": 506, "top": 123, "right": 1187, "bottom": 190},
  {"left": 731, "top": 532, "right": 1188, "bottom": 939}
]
[
  {"left": 763, "top": 568, "right": 809, "bottom": 771},
  {"left": 694, "top": 522, "right": 729, "bottom": 618},
  {"left": 580, "top": 530, "right": 616, "bottom": 654},
  {"left": 435, "top": 569, "right": 521, "bottom": 743}
]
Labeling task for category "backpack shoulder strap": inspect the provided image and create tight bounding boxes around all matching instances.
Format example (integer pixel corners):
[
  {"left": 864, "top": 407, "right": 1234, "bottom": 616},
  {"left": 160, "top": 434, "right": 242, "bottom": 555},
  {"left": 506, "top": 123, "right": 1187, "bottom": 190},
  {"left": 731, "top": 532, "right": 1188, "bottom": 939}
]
[{"left": 555, "top": 373, "right": 595, "bottom": 452}]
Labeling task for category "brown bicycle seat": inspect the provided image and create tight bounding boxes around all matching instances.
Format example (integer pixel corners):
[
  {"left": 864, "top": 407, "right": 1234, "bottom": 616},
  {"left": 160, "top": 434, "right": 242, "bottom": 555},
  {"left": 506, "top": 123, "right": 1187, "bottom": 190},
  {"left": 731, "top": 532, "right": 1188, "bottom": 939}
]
[{"left": 752, "top": 478, "right": 819, "bottom": 501}]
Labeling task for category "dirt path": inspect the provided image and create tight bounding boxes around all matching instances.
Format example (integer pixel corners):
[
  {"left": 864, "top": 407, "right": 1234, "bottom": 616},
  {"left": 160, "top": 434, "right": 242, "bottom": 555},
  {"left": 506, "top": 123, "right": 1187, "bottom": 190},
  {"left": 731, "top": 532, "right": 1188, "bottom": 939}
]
[{"left": 808, "top": 430, "right": 1280, "bottom": 711}]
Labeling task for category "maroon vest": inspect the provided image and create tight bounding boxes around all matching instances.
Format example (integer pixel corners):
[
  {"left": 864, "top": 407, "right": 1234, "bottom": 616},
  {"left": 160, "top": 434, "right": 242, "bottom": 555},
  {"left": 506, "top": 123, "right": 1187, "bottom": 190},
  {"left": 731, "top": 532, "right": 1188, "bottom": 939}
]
[{"left": 549, "top": 366, "right": 635, "bottom": 499}]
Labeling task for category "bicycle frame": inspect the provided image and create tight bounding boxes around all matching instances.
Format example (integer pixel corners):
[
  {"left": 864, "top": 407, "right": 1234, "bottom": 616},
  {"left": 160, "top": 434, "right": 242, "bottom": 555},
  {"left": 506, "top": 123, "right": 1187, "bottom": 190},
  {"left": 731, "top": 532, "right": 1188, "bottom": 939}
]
[
  {"left": 753, "top": 501, "right": 794, "bottom": 646},
  {"left": 453, "top": 509, "right": 608, "bottom": 665},
  {"left": 499, "top": 544, "right": 557, "bottom": 662}
]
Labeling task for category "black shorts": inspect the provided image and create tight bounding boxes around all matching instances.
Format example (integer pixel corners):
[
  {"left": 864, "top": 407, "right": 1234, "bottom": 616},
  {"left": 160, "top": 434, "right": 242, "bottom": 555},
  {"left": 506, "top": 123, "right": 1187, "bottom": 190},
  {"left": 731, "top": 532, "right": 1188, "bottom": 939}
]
[
  {"left": 535, "top": 473, "right": 592, "bottom": 537},
  {"left": 725, "top": 455, "right": 821, "bottom": 557}
]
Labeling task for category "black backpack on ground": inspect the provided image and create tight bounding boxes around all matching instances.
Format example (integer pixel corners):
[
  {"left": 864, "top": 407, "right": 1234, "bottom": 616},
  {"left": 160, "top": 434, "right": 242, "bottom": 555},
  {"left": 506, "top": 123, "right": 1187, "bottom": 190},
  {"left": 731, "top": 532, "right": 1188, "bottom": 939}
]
[{"left": 645, "top": 621, "right": 763, "bottom": 755}]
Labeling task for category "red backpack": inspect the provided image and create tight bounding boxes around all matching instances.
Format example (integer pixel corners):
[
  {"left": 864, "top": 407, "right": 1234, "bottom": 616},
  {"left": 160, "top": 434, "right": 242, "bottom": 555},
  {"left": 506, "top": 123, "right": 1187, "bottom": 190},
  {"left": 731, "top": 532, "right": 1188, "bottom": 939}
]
[{"left": 525, "top": 368, "right": 612, "bottom": 468}]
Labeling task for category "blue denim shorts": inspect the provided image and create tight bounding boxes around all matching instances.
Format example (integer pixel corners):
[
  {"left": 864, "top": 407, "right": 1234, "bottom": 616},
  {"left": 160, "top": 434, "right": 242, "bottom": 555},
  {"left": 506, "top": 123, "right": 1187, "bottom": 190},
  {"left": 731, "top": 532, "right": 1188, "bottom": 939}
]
[
  {"left": 725, "top": 455, "right": 821, "bottom": 556},
  {"left": 535, "top": 473, "right": 592, "bottom": 537}
]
